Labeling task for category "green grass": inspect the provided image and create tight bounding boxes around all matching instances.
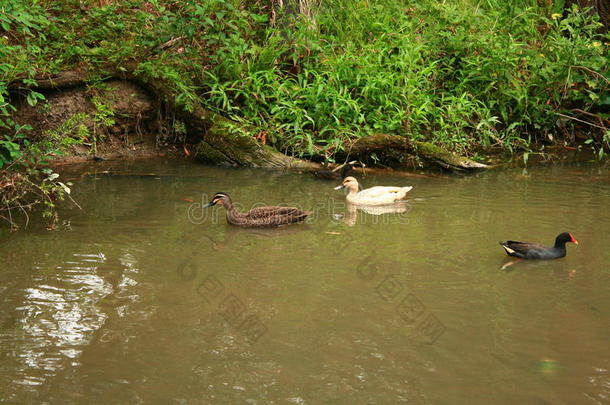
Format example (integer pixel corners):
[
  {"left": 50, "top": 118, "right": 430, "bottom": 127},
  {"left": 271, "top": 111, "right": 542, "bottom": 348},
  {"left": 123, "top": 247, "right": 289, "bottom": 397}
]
[{"left": 0, "top": 0, "right": 609, "bottom": 164}]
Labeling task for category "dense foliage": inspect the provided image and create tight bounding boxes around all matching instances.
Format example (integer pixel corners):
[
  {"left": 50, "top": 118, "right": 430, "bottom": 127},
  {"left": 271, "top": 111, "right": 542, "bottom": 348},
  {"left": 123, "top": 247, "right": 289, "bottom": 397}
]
[
  {"left": 0, "top": 0, "right": 609, "bottom": 226},
  {"left": 2, "top": 0, "right": 610, "bottom": 156}
]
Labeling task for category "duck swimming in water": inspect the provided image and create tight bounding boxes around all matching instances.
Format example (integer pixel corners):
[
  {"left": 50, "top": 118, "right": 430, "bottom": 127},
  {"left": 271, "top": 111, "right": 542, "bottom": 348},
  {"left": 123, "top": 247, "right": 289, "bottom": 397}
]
[
  {"left": 334, "top": 176, "right": 413, "bottom": 205},
  {"left": 203, "top": 192, "right": 310, "bottom": 227}
]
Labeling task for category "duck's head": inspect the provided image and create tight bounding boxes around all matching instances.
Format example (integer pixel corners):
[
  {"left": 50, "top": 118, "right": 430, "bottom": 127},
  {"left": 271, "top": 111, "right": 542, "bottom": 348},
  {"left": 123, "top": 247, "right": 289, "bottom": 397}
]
[
  {"left": 334, "top": 176, "right": 359, "bottom": 192},
  {"left": 204, "top": 192, "right": 232, "bottom": 208},
  {"left": 556, "top": 232, "right": 579, "bottom": 246}
]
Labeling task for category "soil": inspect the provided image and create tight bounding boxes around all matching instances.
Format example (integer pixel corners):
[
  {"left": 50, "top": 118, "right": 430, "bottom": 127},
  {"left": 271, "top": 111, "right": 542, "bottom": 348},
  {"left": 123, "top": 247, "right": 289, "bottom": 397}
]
[{"left": 13, "top": 79, "right": 177, "bottom": 164}]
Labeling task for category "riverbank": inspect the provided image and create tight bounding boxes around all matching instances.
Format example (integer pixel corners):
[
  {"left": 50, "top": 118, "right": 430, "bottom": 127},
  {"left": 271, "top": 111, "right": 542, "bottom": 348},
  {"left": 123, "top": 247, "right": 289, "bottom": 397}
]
[
  {"left": 28, "top": 73, "right": 600, "bottom": 172},
  {"left": 1, "top": 0, "right": 609, "bottom": 228},
  {"left": 3, "top": 0, "right": 609, "bottom": 162}
]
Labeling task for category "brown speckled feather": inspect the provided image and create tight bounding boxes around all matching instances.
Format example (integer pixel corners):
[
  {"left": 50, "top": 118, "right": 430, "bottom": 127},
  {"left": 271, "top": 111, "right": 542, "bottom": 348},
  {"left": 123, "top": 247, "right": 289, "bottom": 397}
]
[{"left": 205, "top": 192, "right": 310, "bottom": 227}]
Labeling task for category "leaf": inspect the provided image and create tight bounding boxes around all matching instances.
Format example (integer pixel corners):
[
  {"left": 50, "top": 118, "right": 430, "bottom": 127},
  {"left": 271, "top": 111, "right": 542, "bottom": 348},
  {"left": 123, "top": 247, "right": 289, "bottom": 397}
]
[
  {"left": 58, "top": 182, "right": 71, "bottom": 194},
  {"left": 48, "top": 173, "right": 59, "bottom": 181},
  {"left": 26, "top": 93, "right": 37, "bottom": 106}
]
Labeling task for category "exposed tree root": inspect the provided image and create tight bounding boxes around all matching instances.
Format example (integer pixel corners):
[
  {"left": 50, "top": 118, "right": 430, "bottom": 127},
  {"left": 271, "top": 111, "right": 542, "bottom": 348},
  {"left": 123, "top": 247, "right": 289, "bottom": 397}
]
[{"left": 10, "top": 69, "right": 487, "bottom": 172}]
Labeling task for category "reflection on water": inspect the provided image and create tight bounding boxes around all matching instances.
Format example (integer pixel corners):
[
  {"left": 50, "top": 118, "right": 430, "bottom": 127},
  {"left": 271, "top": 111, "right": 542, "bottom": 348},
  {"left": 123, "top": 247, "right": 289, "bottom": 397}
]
[
  {"left": 0, "top": 159, "right": 609, "bottom": 403},
  {"left": 2, "top": 249, "right": 145, "bottom": 397},
  {"left": 14, "top": 254, "right": 108, "bottom": 385},
  {"left": 586, "top": 367, "right": 610, "bottom": 404},
  {"left": 340, "top": 201, "right": 412, "bottom": 226}
]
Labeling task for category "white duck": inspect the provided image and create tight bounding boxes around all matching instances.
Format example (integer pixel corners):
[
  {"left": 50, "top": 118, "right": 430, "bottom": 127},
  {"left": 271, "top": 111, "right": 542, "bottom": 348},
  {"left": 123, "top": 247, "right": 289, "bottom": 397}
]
[{"left": 334, "top": 176, "right": 413, "bottom": 205}]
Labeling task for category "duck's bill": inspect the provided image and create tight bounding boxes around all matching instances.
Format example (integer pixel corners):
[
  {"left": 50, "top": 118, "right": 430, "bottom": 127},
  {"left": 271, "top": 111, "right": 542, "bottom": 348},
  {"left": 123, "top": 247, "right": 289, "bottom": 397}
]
[
  {"left": 334, "top": 185, "right": 345, "bottom": 190},
  {"left": 203, "top": 202, "right": 215, "bottom": 208}
]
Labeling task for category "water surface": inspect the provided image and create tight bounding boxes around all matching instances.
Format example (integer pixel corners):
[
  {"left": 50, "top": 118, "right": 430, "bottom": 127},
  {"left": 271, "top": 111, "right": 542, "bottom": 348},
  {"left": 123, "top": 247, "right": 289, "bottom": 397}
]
[{"left": 1, "top": 159, "right": 609, "bottom": 404}]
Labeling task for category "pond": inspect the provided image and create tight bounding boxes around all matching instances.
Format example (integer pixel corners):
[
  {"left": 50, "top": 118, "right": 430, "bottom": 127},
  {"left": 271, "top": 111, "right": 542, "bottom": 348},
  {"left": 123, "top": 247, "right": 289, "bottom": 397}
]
[{"left": 1, "top": 158, "right": 609, "bottom": 403}]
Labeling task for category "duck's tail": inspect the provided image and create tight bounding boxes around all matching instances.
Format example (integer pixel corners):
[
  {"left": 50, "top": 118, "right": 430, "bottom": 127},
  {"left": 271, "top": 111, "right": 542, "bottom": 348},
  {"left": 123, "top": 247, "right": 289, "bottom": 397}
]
[
  {"left": 291, "top": 210, "right": 311, "bottom": 223},
  {"left": 398, "top": 186, "right": 413, "bottom": 199}
]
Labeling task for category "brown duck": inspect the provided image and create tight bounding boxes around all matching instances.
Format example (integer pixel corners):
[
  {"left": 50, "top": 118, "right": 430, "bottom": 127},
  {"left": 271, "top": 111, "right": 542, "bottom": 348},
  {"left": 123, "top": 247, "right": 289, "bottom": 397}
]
[{"left": 203, "top": 192, "right": 310, "bottom": 227}]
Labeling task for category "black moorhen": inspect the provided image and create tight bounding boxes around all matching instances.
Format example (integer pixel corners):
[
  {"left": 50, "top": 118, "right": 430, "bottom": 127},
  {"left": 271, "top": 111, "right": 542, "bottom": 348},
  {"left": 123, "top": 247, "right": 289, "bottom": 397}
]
[{"left": 499, "top": 232, "right": 578, "bottom": 259}]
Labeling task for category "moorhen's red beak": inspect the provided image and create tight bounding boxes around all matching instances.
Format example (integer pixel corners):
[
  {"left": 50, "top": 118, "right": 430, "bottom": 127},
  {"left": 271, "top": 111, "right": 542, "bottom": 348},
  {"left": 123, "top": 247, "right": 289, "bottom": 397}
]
[{"left": 570, "top": 234, "right": 579, "bottom": 245}]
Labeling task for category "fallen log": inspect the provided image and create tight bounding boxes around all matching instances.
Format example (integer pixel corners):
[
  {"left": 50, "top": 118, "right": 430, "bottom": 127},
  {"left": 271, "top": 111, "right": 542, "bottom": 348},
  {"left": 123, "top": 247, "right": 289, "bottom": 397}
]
[
  {"left": 346, "top": 133, "right": 488, "bottom": 171},
  {"left": 10, "top": 69, "right": 316, "bottom": 169},
  {"left": 9, "top": 70, "right": 91, "bottom": 91},
  {"left": 191, "top": 112, "right": 316, "bottom": 168}
]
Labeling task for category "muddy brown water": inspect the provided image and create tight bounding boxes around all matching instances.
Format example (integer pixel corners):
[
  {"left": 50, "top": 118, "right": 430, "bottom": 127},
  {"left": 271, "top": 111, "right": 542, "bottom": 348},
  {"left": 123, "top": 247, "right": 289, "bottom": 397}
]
[{"left": 1, "top": 159, "right": 609, "bottom": 403}]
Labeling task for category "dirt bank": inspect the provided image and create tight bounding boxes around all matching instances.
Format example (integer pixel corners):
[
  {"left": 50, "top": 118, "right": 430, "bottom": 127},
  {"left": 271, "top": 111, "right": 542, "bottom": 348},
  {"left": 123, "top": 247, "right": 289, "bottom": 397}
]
[{"left": 10, "top": 69, "right": 488, "bottom": 173}]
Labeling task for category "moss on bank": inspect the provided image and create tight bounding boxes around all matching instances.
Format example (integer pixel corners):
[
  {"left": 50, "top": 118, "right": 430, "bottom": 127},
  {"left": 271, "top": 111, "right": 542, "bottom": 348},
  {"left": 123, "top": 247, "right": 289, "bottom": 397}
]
[{"left": 194, "top": 117, "right": 315, "bottom": 168}]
